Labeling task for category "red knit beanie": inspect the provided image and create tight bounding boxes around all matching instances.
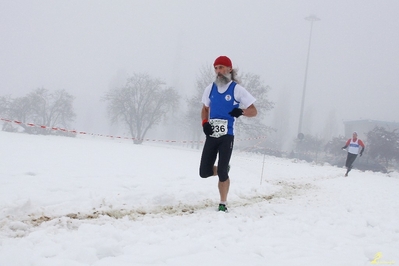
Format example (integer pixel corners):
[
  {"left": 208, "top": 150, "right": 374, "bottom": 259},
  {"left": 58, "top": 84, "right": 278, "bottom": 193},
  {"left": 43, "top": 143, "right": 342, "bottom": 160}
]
[{"left": 213, "top": 56, "right": 232, "bottom": 68}]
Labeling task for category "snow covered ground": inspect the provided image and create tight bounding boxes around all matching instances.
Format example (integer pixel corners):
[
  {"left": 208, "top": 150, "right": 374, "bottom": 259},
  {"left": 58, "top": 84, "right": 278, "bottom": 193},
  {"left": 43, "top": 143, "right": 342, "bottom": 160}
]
[{"left": 0, "top": 131, "right": 398, "bottom": 266}]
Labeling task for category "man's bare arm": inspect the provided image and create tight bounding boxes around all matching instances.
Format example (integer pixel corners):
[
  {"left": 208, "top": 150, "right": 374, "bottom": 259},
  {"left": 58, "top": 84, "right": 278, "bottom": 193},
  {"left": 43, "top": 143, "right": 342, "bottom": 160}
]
[
  {"left": 243, "top": 104, "right": 257, "bottom": 117},
  {"left": 201, "top": 105, "right": 210, "bottom": 121}
]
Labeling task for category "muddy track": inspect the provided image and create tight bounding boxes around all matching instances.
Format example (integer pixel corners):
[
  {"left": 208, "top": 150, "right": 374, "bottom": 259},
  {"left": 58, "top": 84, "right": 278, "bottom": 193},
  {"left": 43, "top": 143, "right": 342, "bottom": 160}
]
[{"left": 1, "top": 179, "right": 316, "bottom": 237}]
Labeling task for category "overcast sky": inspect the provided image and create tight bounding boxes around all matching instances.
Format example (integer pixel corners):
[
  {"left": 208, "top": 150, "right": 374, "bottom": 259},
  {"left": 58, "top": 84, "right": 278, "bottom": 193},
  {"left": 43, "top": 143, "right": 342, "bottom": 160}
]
[{"left": 1, "top": 0, "right": 399, "bottom": 138}]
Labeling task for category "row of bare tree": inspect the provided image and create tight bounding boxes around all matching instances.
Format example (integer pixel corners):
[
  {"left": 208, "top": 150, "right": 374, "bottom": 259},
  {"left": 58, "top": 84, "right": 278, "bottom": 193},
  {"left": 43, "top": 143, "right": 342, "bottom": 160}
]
[
  {"left": 0, "top": 88, "right": 75, "bottom": 135},
  {"left": 0, "top": 67, "right": 274, "bottom": 143},
  {"left": 2, "top": 71, "right": 398, "bottom": 171}
]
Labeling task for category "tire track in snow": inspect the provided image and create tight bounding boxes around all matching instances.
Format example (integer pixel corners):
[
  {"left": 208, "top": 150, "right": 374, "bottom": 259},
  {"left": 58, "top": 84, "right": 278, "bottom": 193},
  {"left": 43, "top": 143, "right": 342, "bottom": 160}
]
[{"left": 1, "top": 179, "right": 317, "bottom": 237}]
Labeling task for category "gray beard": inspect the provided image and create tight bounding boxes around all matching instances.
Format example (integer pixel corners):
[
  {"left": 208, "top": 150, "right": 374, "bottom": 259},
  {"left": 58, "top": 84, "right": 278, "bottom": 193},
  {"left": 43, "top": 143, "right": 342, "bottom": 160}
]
[{"left": 215, "top": 73, "right": 231, "bottom": 87}]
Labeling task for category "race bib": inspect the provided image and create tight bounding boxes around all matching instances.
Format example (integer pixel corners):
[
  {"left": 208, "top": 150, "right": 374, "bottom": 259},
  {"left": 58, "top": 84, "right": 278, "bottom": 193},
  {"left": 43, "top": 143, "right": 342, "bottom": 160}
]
[{"left": 209, "top": 119, "right": 228, "bottom": 138}]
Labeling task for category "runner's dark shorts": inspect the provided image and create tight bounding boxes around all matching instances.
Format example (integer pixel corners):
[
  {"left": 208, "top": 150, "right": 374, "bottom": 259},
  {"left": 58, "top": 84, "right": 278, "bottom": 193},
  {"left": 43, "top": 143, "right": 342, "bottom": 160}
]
[{"left": 199, "top": 134, "right": 234, "bottom": 182}]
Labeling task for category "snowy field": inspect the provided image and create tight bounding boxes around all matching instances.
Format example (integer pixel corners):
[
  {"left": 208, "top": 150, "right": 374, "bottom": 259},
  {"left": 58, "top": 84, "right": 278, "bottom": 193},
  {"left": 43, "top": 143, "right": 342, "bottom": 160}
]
[{"left": 0, "top": 131, "right": 398, "bottom": 266}]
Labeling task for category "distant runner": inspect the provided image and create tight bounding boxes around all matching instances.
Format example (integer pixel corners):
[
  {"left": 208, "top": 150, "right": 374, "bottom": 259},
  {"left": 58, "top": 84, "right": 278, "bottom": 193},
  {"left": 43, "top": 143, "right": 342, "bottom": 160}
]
[{"left": 342, "top": 131, "right": 365, "bottom": 176}]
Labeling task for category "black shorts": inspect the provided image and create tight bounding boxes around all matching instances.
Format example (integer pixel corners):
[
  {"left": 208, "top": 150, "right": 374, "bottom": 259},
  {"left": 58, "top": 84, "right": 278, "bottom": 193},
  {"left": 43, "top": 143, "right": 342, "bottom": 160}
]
[
  {"left": 345, "top": 153, "right": 358, "bottom": 168},
  {"left": 199, "top": 134, "right": 234, "bottom": 182}
]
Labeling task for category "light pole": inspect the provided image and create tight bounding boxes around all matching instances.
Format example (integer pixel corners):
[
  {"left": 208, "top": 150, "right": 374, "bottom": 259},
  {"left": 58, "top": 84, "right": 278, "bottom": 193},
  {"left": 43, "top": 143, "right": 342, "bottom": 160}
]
[{"left": 297, "top": 15, "right": 320, "bottom": 139}]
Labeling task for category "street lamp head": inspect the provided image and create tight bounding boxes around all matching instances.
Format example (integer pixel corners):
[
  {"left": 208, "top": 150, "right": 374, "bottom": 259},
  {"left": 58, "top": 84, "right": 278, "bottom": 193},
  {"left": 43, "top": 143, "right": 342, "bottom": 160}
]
[{"left": 305, "top": 15, "right": 320, "bottom": 22}]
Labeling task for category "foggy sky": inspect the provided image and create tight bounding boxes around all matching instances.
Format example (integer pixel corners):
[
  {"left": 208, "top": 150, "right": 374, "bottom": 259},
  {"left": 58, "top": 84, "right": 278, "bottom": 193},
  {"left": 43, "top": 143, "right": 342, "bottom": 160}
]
[{"left": 1, "top": 0, "right": 399, "bottom": 138}]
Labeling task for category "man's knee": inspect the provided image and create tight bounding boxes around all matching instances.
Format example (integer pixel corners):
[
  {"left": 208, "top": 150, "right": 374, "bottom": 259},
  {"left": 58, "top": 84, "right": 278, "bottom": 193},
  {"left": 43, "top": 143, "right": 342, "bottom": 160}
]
[
  {"left": 199, "top": 168, "right": 212, "bottom": 178},
  {"left": 217, "top": 166, "right": 230, "bottom": 182},
  {"left": 218, "top": 173, "right": 229, "bottom": 182}
]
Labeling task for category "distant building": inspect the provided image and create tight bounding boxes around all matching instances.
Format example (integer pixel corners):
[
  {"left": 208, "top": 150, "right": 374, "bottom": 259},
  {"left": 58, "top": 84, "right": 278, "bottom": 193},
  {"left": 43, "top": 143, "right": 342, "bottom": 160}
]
[{"left": 343, "top": 119, "right": 399, "bottom": 139}]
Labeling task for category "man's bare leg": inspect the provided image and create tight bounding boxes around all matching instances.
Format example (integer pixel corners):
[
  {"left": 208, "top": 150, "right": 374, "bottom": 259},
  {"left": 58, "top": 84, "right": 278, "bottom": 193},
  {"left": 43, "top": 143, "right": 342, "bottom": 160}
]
[
  {"left": 218, "top": 178, "right": 230, "bottom": 202},
  {"left": 213, "top": 165, "right": 217, "bottom": 176}
]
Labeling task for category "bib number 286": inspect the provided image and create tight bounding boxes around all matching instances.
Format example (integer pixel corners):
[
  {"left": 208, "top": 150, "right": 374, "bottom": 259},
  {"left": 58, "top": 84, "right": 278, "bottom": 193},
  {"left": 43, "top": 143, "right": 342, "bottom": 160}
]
[{"left": 209, "top": 119, "right": 228, "bottom": 138}]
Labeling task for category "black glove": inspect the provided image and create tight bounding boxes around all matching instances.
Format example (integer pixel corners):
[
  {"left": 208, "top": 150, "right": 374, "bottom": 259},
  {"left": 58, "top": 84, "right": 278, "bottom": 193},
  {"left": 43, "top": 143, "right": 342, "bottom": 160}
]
[
  {"left": 203, "top": 122, "right": 213, "bottom": 136},
  {"left": 342, "top": 146, "right": 347, "bottom": 150},
  {"left": 360, "top": 148, "right": 365, "bottom": 157},
  {"left": 229, "top": 108, "right": 243, "bottom": 118}
]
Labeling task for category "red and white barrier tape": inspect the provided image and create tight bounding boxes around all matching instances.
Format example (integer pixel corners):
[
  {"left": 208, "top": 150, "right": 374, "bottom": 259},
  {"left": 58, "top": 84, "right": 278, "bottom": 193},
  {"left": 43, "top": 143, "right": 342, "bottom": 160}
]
[{"left": 1, "top": 118, "right": 266, "bottom": 143}]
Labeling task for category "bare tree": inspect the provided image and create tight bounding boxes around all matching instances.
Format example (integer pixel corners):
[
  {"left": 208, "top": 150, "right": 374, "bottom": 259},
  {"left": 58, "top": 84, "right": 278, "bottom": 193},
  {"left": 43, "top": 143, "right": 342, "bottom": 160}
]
[
  {"left": 292, "top": 133, "right": 324, "bottom": 162},
  {"left": 7, "top": 96, "right": 31, "bottom": 131},
  {"left": 0, "top": 95, "right": 18, "bottom": 131},
  {"left": 324, "top": 135, "right": 347, "bottom": 157},
  {"left": 367, "top": 127, "right": 399, "bottom": 168},
  {"left": 1, "top": 88, "right": 76, "bottom": 135},
  {"left": 235, "top": 72, "right": 274, "bottom": 139},
  {"left": 104, "top": 73, "right": 179, "bottom": 144},
  {"left": 29, "top": 88, "right": 75, "bottom": 128},
  {"left": 185, "top": 65, "right": 214, "bottom": 148},
  {"left": 0, "top": 96, "right": 10, "bottom": 116}
]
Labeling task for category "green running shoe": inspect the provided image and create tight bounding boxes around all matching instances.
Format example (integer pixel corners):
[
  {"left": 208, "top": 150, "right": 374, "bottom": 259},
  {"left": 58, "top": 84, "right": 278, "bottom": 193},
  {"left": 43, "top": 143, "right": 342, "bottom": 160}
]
[{"left": 218, "top": 204, "right": 228, "bottom": 212}]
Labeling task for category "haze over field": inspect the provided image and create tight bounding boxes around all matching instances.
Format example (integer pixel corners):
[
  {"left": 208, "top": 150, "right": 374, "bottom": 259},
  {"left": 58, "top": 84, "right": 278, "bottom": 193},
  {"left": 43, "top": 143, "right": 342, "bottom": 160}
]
[{"left": 1, "top": 0, "right": 399, "bottom": 142}]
